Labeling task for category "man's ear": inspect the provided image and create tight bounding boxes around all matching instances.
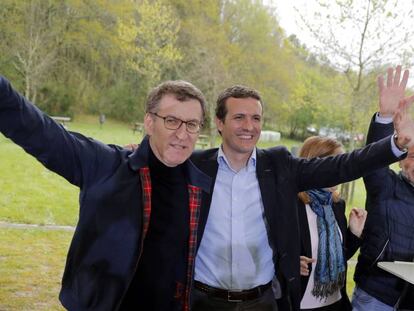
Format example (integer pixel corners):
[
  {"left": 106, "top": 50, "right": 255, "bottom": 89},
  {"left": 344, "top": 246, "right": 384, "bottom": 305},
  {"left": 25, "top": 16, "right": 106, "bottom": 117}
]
[
  {"left": 144, "top": 113, "right": 153, "bottom": 136},
  {"left": 215, "top": 116, "right": 224, "bottom": 133}
]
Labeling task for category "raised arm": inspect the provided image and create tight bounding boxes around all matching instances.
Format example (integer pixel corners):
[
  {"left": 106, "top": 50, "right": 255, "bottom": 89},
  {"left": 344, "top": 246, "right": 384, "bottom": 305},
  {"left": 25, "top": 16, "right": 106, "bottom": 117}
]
[
  {"left": 345, "top": 207, "right": 367, "bottom": 259},
  {"left": 378, "top": 65, "right": 409, "bottom": 118},
  {"left": 364, "top": 66, "right": 412, "bottom": 200},
  {"left": 0, "top": 76, "right": 119, "bottom": 188},
  {"left": 288, "top": 67, "right": 414, "bottom": 192},
  {"left": 377, "top": 65, "right": 414, "bottom": 149}
]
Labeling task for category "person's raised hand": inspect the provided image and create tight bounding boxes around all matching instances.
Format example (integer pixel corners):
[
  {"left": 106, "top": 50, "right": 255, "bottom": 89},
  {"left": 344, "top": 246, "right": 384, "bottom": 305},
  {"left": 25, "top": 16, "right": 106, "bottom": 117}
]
[
  {"left": 378, "top": 65, "right": 409, "bottom": 117},
  {"left": 349, "top": 207, "right": 367, "bottom": 238}
]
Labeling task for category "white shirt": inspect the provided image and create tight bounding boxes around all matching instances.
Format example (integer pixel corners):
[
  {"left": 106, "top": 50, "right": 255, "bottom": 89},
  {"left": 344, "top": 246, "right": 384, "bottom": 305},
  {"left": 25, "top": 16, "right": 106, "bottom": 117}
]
[
  {"left": 300, "top": 204, "right": 342, "bottom": 308},
  {"left": 194, "top": 147, "right": 275, "bottom": 290}
]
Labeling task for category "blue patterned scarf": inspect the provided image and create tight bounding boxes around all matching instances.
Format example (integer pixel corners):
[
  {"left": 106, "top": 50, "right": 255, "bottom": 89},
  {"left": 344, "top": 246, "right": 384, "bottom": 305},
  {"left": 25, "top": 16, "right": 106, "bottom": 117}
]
[{"left": 307, "top": 189, "right": 345, "bottom": 300}]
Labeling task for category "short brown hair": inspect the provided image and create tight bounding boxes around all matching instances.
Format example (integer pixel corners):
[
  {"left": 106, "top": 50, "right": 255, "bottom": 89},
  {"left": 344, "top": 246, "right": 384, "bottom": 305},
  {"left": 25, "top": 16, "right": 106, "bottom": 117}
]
[
  {"left": 146, "top": 80, "right": 207, "bottom": 121},
  {"left": 298, "top": 136, "right": 344, "bottom": 204},
  {"left": 215, "top": 85, "right": 262, "bottom": 121}
]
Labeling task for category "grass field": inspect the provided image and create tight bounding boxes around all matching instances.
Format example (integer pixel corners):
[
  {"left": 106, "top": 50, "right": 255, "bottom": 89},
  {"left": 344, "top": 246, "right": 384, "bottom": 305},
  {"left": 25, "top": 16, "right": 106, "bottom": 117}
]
[
  {"left": 0, "top": 228, "right": 71, "bottom": 311},
  {"left": 0, "top": 114, "right": 379, "bottom": 309}
]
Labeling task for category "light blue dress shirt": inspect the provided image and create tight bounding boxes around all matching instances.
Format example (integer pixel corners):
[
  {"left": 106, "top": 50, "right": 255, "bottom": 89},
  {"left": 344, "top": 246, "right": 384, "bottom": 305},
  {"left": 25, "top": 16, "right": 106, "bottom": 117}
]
[{"left": 194, "top": 147, "right": 275, "bottom": 290}]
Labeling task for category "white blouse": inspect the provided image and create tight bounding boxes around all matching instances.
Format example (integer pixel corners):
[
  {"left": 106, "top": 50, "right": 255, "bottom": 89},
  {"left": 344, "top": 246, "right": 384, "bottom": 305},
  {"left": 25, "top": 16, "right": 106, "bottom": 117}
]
[{"left": 300, "top": 204, "right": 342, "bottom": 309}]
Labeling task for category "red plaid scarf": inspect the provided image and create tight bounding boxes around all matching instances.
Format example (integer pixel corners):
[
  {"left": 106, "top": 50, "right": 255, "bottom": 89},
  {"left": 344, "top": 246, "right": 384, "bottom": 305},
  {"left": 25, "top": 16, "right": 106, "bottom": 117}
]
[
  {"left": 139, "top": 167, "right": 152, "bottom": 239},
  {"left": 139, "top": 167, "right": 202, "bottom": 311}
]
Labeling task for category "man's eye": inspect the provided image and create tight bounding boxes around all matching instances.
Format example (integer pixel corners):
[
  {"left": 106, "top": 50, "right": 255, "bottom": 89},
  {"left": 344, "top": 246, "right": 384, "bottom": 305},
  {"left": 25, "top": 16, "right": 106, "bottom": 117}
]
[
  {"left": 187, "top": 121, "right": 199, "bottom": 130},
  {"left": 166, "top": 117, "right": 180, "bottom": 126}
]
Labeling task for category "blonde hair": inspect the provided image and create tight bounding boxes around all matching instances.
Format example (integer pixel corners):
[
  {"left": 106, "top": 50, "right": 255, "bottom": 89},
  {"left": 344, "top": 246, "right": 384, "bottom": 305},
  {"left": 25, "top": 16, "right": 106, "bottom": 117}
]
[{"left": 298, "top": 136, "right": 344, "bottom": 204}]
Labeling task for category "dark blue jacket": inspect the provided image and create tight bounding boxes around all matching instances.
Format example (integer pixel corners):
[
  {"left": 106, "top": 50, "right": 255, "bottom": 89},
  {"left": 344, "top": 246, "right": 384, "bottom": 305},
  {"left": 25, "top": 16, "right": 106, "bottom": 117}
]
[
  {"left": 354, "top": 114, "right": 414, "bottom": 307},
  {"left": 0, "top": 76, "right": 211, "bottom": 311}
]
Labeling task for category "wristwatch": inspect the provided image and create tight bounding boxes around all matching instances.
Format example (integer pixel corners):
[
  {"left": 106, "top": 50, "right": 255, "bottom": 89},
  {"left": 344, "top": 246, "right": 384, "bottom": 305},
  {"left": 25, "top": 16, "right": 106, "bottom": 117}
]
[{"left": 393, "top": 133, "right": 408, "bottom": 153}]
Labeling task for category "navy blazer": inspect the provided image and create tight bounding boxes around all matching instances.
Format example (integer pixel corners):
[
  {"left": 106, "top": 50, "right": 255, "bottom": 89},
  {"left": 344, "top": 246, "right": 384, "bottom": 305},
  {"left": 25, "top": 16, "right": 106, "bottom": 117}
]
[
  {"left": 354, "top": 115, "right": 414, "bottom": 308},
  {"left": 298, "top": 199, "right": 361, "bottom": 310},
  {"left": 0, "top": 76, "right": 211, "bottom": 311},
  {"left": 191, "top": 141, "right": 401, "bottom": 311}
]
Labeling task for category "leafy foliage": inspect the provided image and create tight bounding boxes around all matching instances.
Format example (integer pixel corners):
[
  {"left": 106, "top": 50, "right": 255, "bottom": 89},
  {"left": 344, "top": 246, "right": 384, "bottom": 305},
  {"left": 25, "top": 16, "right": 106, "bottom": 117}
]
[{"left": 0, "top": 0, "right": 411, "bottom": 136}]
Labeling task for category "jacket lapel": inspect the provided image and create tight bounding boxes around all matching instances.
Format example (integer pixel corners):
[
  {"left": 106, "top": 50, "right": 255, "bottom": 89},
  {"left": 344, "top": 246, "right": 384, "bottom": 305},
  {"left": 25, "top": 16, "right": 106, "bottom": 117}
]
[
  {"left": 297, "top": 200, "right": 312, "bottom": 258},
  {"left": 256, "top": 149, "right": 278, "bottom": 248},
  {"left": 195, "top": 150, "right": 219, "bottom": 247}
]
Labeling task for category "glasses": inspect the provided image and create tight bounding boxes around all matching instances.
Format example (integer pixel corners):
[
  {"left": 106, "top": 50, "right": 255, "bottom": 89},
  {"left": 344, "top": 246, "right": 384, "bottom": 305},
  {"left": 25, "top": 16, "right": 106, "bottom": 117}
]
[{"left": 149, "top": 112, "right": 202, "bottom": 134}]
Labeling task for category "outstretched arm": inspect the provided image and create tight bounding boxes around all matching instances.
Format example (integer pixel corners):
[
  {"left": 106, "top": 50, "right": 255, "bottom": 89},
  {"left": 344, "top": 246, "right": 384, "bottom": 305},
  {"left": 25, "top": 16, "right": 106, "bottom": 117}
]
[
  {"left": 0, "top": 76, "right": 118, "bottom": 187},
  {"left": 363, "top": 66, "right": 411, "bottom": 200}
]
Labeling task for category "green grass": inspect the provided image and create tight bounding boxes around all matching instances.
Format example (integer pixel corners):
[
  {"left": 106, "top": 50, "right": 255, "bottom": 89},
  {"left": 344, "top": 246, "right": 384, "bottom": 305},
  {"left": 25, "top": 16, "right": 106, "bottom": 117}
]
[
  {"left": 0, "top": 140, "right": 79, "bottom": 225},
  {"left": 0, "top": 228, "right": 71, "bottom": 311},
  {"left": 69, "top": 114, "right": 143, "bottom": 146},
  {"left": 347, "top": 259, "right": 357, "bottom": 298}
]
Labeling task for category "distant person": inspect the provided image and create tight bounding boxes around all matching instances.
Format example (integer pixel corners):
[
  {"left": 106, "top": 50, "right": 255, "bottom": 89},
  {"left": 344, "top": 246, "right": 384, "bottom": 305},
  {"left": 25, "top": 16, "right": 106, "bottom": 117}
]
[
  {"left": 297, "top": 136, "right": 367, "bottom": 311},
  {"left": 99, "top": 113, "right": 105, "bottom": 128},
  {"left": 0, "top": 76, "right": 211, "bottom": 310},
  {"left": 352, "top": 66, "right": 414, "bottom": 310},
  {"left": 189, "top": 81, "right": 414, "bottom": 311}
]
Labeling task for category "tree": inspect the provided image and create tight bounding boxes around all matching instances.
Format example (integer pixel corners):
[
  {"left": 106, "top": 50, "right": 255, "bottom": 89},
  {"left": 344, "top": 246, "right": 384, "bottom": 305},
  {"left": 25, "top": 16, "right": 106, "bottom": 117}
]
[
  {"left": 0, "top": 0, "right": 63, "bottom": 102},
  {"left": 295, "top": 0, "right": 414, "bottom": 133},
  {"left": 0, "top": 0, "right": 182, "bottom": 121},
  {"left": 170, "top": 0, "right": 297, "bottom": 145},
  {"left": 223, "top": 0, "right": 295, "bottom": 131},
  {"left": 118, "top": 0, "right": 181, "bottom": 86},
  {"left": 170, "top": 0, "right": 233, "bottom": 146},
  {"left": 294, "top": 0, "right": 414, "bottom": 201}
]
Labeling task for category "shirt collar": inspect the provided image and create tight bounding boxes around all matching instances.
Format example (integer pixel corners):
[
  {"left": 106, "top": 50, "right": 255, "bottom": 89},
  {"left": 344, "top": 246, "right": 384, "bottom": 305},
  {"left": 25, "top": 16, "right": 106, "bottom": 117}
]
[{"left": 217, "top": 145, "right": 256, "bottom": 172}]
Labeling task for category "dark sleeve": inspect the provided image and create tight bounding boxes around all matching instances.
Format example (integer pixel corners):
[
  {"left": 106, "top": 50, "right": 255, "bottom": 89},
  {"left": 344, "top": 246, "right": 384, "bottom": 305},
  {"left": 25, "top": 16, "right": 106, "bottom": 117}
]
[
  {"left": 345, "top": 227, "right": 361, "bottom": 260},
  {"left": 363, "top": 114, "right": 396, "bottom": 209},
  {"left": 333, "top": 200, "right": 361, "bottom": 260},
  {"left": 267, "top": 132, "right": 400, "bottom": 193},
  {"left": 0, "top": 76, "right": 119, "bottom": 188}
]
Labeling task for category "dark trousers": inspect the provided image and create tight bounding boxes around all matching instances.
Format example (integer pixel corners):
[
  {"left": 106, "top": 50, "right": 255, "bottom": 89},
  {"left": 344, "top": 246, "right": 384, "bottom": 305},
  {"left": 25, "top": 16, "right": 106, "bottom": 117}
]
[
  {"left": 192, "top": 287, "right": 278, "bottom": 311},
  {"left": 301, "top": 299, "right": 342, "bottom": 311}
]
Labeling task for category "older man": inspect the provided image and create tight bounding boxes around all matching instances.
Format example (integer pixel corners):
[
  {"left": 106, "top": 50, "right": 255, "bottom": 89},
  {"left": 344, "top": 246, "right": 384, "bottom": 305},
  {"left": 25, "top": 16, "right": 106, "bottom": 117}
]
[
  {"left": 352, "top": 66, "right": 414, "bottom": 311},
  {"left": 0, "top": 76, "right": 210, "bottom": 310}
]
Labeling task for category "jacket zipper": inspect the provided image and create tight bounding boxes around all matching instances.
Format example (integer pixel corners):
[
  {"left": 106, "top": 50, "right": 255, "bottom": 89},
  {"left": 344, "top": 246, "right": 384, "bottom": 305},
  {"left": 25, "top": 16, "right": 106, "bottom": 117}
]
[{"left": 370, "top": 238, "right": 390, "bottom": 268}]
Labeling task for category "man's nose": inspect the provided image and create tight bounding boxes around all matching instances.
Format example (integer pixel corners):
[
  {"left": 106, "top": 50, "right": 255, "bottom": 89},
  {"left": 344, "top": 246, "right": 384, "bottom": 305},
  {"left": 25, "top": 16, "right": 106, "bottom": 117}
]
[
  {"left": 175, "top": 122, "right": 188, "bottom": 139},
  {"left": 242, "top": 118, "right": 254, "bottom": 130}
]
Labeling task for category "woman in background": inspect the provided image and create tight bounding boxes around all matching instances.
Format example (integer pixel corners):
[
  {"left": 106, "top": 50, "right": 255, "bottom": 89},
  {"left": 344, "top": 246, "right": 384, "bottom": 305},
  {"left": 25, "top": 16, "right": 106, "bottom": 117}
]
[{"left": 298, "top": 136, "right": 367, "bottom": 311}]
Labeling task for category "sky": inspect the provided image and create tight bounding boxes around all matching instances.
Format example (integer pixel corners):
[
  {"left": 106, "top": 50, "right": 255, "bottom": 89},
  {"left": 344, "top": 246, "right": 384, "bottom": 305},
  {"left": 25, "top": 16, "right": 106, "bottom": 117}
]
[
  {"left": 266, "top": 0, "right": 414, "bottom": 91},
  {"left": 270, "top": 0, "right": 316, "bottom": 46},
  {"left": 272, "top": 1, "right": 302, "bottom": 37}
]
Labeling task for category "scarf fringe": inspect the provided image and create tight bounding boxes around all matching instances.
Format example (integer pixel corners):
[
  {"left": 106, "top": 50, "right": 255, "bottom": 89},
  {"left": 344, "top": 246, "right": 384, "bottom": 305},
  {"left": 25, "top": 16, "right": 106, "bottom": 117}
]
[{"left": 311, "top": 271, "right": 345, "bottom": 301}]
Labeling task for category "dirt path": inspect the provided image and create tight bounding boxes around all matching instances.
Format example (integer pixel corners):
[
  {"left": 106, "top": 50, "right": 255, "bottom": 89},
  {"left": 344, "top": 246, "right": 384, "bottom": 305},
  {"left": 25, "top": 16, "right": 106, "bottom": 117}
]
[{"left": 0, "top": 221, "right": 74, "bottom": 231}]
